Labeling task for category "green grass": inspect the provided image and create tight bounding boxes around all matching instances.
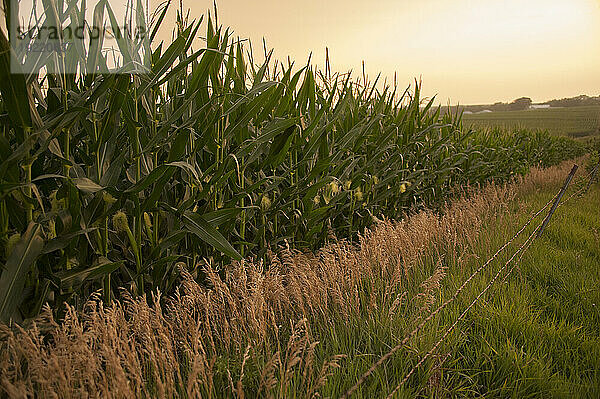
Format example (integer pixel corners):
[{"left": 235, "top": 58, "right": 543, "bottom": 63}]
[
  {"left": 463, "top": 106, "right": 600, "bottom": 138},
  {"left": 443, "top": 185, "right": 600, "bottom": 398},
  {"left": 314, "top": 174, "right": 600, "bottom": 397}
]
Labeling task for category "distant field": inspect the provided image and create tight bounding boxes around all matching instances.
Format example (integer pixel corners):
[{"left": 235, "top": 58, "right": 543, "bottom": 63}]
[{"left": 462, "top": 105, "right": 600, "bottom": 138}]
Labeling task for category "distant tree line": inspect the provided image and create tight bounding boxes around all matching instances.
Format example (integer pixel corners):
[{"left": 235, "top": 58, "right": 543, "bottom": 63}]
[
  {"left": 439, "top": 94, "right": 600, "bottom": 115},
  {"left": 545, "top": 95, "right": 600, "bottom": 108}
]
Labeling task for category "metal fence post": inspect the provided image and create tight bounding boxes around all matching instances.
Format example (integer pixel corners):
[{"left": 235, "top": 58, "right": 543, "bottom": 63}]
[{"left": 536, "top": 164, "right": 578, "bottom": 238}]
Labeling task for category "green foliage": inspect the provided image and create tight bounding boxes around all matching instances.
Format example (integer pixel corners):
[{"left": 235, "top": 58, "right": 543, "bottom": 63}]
[{"left": 0, "top": 2, "right": 588, "bottom": 322}]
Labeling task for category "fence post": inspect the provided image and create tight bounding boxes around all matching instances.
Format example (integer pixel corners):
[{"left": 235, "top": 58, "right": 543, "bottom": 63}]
[
  {"left": 536, "top": 164, "right": 578, "bottom": 238},
  {"left": 584, "top": 161, "right": 600, "bottom": 194}
]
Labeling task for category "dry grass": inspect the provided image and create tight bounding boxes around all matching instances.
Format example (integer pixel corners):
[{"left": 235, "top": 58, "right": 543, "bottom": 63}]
[{"left": 0, "top": 160, "right": 582, "bottom": 398}]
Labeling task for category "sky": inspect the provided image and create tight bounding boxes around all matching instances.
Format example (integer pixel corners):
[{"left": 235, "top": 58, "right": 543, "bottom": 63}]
[
  {"left": 9, "top": 0, "right": 600, "bottom": 103},
  {"left": 147, "top": 0, "right": 600, "bottom": 105}
]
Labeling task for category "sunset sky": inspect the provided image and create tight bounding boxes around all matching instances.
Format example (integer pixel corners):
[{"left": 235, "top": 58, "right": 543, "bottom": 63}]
[{"left": 149, "top": 0, "right": 600, "bottom": 105}]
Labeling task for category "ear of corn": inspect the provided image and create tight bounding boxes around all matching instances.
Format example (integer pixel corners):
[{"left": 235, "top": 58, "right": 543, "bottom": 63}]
[{"left": 0, "top": 2, "right": 587, "bottom": 322}]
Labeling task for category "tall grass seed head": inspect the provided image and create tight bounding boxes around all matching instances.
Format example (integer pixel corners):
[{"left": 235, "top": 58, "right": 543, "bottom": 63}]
[
  {"left": 344, "top": 180, "right": 352, "bottom": 190},
  {"left": 313, "top": 195, "right": 320, "bottom": 206},
  {"left": 329, "top": 181, "right": 340, "bottom": 195},
  {"left": 260, "top": 195, "right": 272, "bottom": 212},
  {"left": 112, "top": 211, "right": 130, "bottom": 233},
  {"left": 6, "top": 233, "right": 21, "bottom": 258},
  {"left": 354, "top": 187, "right": 363, "bottom": 202},
  {"left": 143, "top": 212, "right": 152, "bottom": 231}
]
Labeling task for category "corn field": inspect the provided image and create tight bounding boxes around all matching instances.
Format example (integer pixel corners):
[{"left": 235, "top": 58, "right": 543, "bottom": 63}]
[{"left": 0, "top": 1, "right": 587, "bottom": 324}]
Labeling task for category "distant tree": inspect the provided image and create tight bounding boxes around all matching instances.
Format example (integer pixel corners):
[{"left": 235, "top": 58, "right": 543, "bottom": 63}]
[{"left": 508, "top": 97, "right": 532, "bottom": 111}]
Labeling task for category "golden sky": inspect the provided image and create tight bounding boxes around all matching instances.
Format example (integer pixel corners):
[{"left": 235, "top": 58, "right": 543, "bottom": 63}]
[{"left": 153, "top": 0, "right": 600, "bottom": 105}]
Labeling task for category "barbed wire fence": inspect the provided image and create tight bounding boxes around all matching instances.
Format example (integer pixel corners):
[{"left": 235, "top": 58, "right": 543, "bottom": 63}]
[{"left": 341, "top": 161, "right": 600, "bottom": 398}]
